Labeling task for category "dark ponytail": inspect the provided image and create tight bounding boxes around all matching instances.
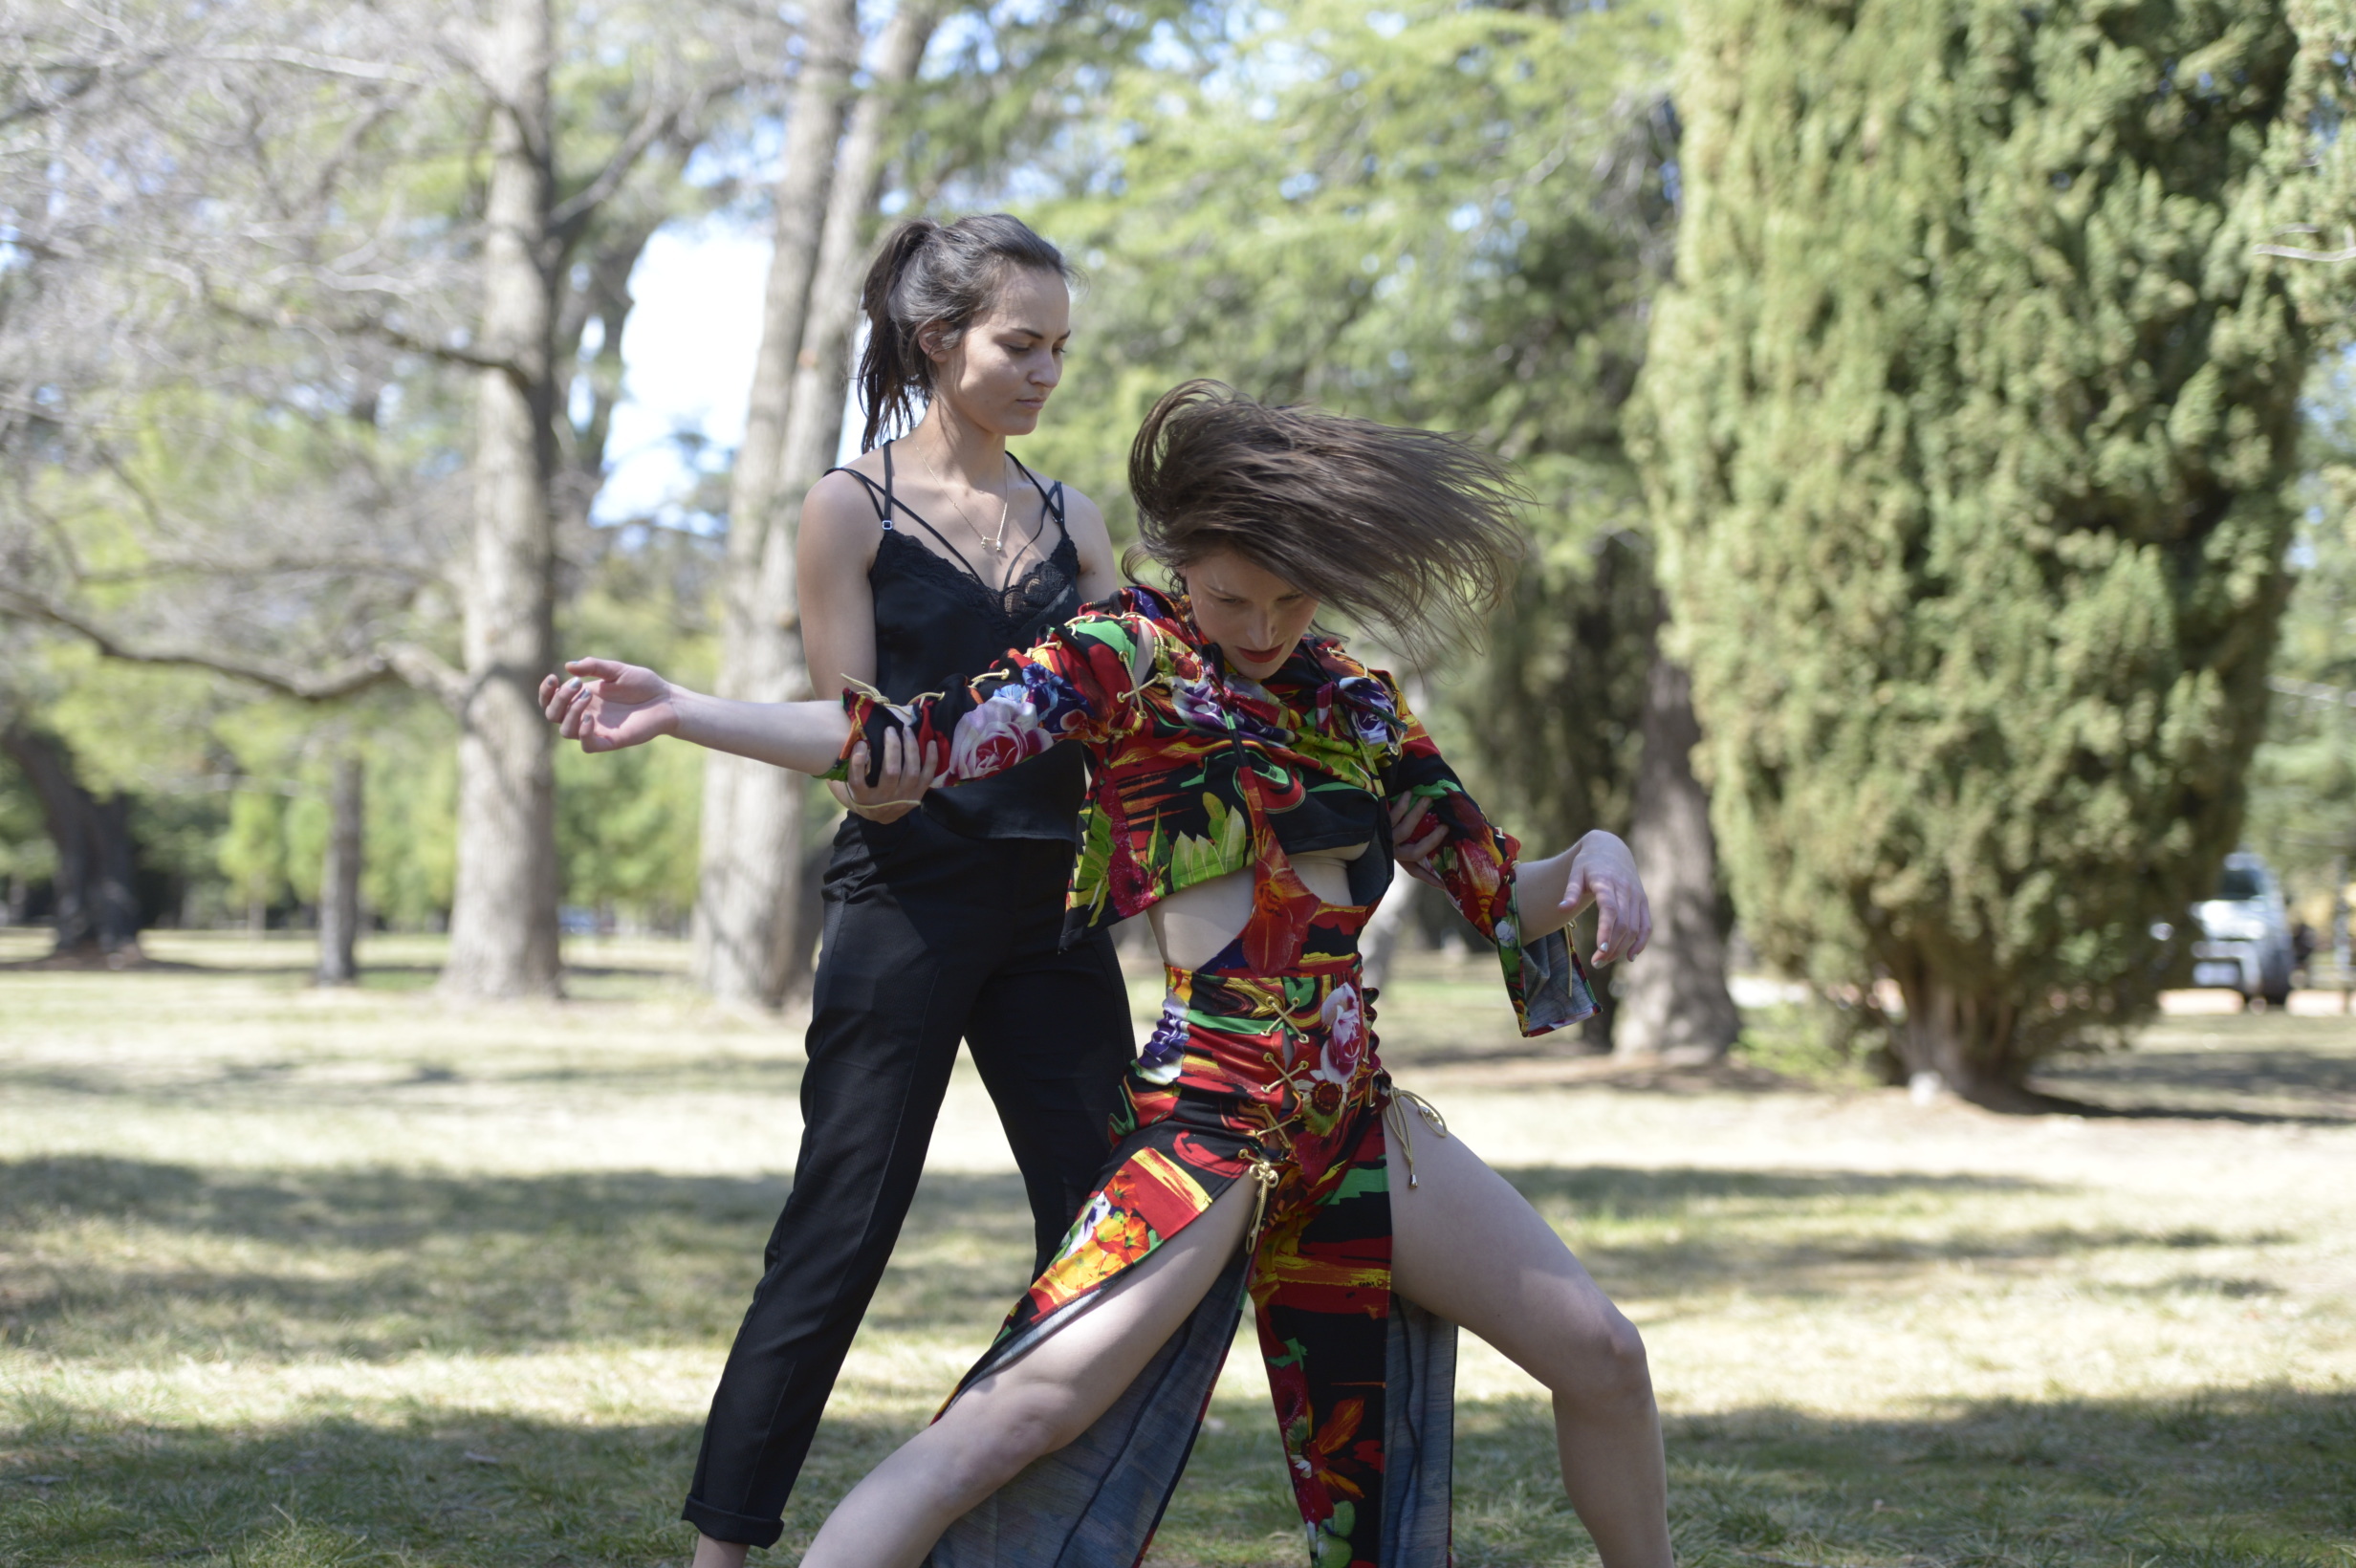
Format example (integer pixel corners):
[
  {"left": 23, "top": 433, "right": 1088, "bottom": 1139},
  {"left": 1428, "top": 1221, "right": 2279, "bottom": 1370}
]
[{"left": 856, "top": 213, "right": 1073, "bottom": 451}]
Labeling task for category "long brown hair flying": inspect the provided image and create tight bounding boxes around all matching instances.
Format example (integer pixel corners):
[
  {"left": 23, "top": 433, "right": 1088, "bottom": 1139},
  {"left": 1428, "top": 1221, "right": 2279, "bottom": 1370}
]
[{"left": 1125, "top": 381, "right": 1527, "bottom": 659}]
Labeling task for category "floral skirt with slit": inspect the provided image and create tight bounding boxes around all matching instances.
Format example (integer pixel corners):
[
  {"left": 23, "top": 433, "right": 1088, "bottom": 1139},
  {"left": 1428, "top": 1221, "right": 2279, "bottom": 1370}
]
[{"left": 925, "top": 902, "right": 1454, "bottom": 1568}]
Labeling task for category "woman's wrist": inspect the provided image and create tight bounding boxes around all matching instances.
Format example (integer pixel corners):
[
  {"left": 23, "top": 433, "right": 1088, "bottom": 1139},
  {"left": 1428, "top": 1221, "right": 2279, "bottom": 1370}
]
[{"left": 658, "top": 682, "right": 708, "bottom": 746}]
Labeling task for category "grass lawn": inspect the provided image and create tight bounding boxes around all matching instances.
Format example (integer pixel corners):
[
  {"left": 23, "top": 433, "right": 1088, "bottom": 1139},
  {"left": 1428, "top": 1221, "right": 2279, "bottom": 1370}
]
[{"left": 0, "top": 927, "right": 2350, "bottom": 1566}]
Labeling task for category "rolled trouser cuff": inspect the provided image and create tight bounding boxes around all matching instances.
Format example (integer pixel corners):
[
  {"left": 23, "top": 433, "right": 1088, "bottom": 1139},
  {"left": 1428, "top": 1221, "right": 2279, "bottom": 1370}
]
[{"left": 683, "top": 1494, "right": 784, "bottom": 1549}]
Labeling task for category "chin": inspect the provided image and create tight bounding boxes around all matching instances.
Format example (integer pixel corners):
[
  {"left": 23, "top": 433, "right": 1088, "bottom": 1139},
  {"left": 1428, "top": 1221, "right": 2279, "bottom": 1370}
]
[{"left": 1003, "top": 404, "right": 1045, "bottom": 433}]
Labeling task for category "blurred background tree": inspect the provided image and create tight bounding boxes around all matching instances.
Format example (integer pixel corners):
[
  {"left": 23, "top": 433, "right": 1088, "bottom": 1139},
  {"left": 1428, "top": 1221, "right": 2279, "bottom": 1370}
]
[
  {"left": 0, "top": 0, "right": 781, "bottom": 992},
  {"left": 1640, "top": 0, "right": 2336, "bottom": 1104}
]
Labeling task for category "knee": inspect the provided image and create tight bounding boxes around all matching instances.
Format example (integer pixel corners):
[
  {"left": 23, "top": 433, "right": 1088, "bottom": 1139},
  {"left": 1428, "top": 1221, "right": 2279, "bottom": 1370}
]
[
  {"left": 1543, "top": 1307, "right": 1654, "bottom": 1412},
  {"left": 940, "top": 1392, "right": 1090, "bottom": 1498}
]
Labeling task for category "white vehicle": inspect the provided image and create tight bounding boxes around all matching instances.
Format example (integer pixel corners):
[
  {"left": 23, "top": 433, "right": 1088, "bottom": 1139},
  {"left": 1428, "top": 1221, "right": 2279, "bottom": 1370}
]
[{"left": 2190, "top": 851, "right": 2294, "bottom": 1008}]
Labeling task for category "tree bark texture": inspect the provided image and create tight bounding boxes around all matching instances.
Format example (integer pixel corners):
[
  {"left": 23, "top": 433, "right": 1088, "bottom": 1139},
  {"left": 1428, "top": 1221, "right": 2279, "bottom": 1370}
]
[
  {"left": 694, "top": 0, "right": 860, "bottom": 1006},
  {"left": 1890, "top": 969, "right": 2043, "bottom": 1111},
  {"left": 1614, "top": 638, "right": 1740, "bottom": 1060},
  {"left": 316, "top": 751, "right": 364, "bottom": 986},
  {"left": 699, "top": 1, "right": 937, "bottom": 1009},
  {"left": 442, "top": 0, "right": 562, "bottom": 999},
  {"left": 0, "top": 720, "right": 142, "bottom": 960}
]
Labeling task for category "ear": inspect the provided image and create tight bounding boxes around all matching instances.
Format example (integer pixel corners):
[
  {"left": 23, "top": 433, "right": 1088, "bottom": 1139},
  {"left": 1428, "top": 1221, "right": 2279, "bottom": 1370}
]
[{"left": 917, "top": 319, "right": 953, "bottom": 364}]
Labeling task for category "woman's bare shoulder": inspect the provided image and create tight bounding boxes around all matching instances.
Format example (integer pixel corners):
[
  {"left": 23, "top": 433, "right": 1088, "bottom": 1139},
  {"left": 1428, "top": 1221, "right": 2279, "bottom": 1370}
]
[{"left": 800, "top": 464, "right": 888, "bottom": 568}]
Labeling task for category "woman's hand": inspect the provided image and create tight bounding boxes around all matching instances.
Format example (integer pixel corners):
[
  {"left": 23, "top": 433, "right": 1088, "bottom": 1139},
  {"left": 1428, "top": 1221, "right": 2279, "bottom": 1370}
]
[
  {"left": 1560, "top": 830, "right": 1651, "bottom": 966},
  {"left": 539, "top": 659, "right": 679, "bottom": 752},
  {"left": 829, "top": 727, "right": 946, "bottom": 823},
  {"left": 1389, "top": 795, "right": 1447, "bottom": 888}
]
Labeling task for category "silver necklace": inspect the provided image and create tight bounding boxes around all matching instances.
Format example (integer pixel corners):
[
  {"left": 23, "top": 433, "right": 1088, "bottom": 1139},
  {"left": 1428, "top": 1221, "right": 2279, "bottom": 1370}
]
[{"left": 916, "top": 442, "right": 1012, "bottom": 555}]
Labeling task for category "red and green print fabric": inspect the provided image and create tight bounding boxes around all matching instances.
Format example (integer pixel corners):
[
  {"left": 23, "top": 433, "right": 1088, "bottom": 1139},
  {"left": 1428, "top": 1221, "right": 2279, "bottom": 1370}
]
[{"left": 833, "top": 584, "right": 1586, "bottom": 1038}]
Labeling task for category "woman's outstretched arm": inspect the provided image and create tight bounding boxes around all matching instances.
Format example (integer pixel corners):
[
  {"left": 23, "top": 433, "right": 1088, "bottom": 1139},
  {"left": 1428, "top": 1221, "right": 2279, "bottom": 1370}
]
[
  {"left": 1510, "top": 831, "right": 1652, "bottom": 963},
  {"left": 539, "top": 658, "right": 860, "bottom": 776}
]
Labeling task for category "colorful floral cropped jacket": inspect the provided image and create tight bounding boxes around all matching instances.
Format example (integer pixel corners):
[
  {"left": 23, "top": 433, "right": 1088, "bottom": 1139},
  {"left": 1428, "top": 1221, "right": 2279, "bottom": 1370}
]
[{"left": 831, "top": 585, "right": 1594, "bottom": 1037}]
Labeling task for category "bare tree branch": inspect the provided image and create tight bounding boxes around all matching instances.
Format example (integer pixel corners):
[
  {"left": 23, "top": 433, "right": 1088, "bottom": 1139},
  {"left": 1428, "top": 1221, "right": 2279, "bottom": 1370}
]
[
  {"left": 548, "top": 70, "right": 753, "bottom": 235},
  {"left": 195, "top": 282, "right": 527, "bottom": 379},
  {"left": 194, "top": 46, "right": 430, "bottom": 86},
  {"left": 0, "top": 588, "right": 411, "bottom": 702}
]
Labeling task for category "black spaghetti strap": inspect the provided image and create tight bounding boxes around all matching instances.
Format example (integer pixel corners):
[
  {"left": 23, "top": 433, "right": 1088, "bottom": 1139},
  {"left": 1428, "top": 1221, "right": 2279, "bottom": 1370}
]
[
  {"left": 1007, "top": 452, "right": 1064, "bottom": 524},
  {"left": 1006, "top": 453, "right": 1068, "bottom": 558},
  {"left": 825, "top": 465, "right": 893, "bottom": 525},
  {"left": 868, "top": 441, "right": 988, "bottom": 580}
]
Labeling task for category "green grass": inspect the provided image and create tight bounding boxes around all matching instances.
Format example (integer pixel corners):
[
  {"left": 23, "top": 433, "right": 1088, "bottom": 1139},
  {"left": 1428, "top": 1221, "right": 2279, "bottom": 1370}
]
[{"left": 2, "top": 930, "right": 2351, "bottom": 1565}]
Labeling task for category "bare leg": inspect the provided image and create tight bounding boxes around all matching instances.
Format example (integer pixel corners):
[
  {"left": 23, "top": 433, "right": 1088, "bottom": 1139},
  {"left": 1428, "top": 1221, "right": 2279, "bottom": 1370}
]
[
  {"left": 798, "top": 1180, "right": 1257, "bottom": 1568},
  {"left": 1389, "top": 1111, "right": 1673, "bottom": 1568},
  {"left": 689, "top": 1535, "right": 747, "bottom": 1568}
]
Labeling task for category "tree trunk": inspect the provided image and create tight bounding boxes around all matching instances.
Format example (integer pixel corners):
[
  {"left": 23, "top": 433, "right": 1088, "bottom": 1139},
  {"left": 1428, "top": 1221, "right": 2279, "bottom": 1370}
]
[
  {"left": 442, "top": 0, "right": 562, "bottom": 999},
  {"left": 316, "top": 751, "right": 364, "bottom": 986},
  {"left": 700, "top": 0, "right": 936, "bottom": 1008},
  {"left": 0, "top": 720, "right": 142, "bottom": 961},
  {"left": 1890, "top": 970, "right": 2044, "bottom": 1111},
  {"left": 694, "top": 0, "right": 859, "bottom": 1005},
  {"left": 1614, "top": 624, "right": 1740, "bottom": 1061}
]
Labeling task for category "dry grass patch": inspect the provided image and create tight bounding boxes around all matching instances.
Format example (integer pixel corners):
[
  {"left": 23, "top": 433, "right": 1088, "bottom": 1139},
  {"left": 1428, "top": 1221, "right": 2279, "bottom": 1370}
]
[{"left": 0, "top": 937, "right": 2349, "bottom": 1565}]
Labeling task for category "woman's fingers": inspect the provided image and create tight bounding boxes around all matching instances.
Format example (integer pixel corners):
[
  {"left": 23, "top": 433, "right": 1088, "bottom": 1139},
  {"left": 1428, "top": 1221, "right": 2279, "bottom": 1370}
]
[
  {"left": 1584, "top": 873, "right": 1651, "bottom": 966},
  {"left": 544, "top": 675, "right": 588, "bottom": 724},
  {"left": 564, "top": 657, "right": 626, "bottom": 682},
  {"left": 1391, "top": 795, "right": 1444, "bottom": 869},
  {"left": 1629, "top": 892, "right": 1653, "bottom": 958}
]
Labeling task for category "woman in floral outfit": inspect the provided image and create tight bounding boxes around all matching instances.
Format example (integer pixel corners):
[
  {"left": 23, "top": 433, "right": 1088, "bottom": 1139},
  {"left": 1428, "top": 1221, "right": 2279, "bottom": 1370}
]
[{"left": 543, "top": 382, "right": 1673, "bottom": 1568}]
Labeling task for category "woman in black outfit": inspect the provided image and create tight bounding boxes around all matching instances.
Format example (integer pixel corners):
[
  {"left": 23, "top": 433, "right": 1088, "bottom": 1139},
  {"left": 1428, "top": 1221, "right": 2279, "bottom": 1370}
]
[{"left": 680, "top": 215, "right": 1133, "bottom": 1566}]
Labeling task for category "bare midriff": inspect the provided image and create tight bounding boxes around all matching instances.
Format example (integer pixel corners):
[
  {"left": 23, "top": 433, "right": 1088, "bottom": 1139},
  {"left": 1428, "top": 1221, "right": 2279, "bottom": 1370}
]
[{"left": 1146, "top": 842, "right": 1368, "bottom": 970}]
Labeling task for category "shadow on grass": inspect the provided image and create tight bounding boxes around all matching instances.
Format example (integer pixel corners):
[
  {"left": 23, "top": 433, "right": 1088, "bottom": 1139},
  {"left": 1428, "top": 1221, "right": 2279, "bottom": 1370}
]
[
  {"left": 0, "top": 1159, "right": 1042, "bottom": 1361},
  {"left": 0, "top": 1049, "right": 811, "bottom": 1104},
  {"left": 2028, "top": 1044, "right": 2356, "bottom": 1127},
  {"left": 0, "top": 1384, "right": 2347, "bottom": 1568},
  {"left": 2, "top": 1157, "right": 2060, "bottom": 1250},
  {"left": 7, "top": 1155, "right": 2279, "bottom": 1369}
]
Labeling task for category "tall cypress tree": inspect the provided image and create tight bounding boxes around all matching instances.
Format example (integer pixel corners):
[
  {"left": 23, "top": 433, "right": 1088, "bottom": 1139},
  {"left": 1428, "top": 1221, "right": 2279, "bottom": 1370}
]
[{"left": 1638, "top": 0, "right": 2317, "bottom": 1103}]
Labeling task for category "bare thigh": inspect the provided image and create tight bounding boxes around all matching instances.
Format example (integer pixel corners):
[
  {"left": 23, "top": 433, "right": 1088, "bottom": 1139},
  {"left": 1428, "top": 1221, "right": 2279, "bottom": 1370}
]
[
  {"left": 1387, "top": 1107, "right": 1631, "bottom": 1386},
  {"left": 927, "top": 1178, "right": 1257, "bottom": 1453}
]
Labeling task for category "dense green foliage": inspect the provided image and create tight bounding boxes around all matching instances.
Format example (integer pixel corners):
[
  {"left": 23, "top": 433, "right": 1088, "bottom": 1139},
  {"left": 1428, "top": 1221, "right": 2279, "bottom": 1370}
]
[{"left": 1639, "top": 0, "right": 2323, "bottom": 1096}]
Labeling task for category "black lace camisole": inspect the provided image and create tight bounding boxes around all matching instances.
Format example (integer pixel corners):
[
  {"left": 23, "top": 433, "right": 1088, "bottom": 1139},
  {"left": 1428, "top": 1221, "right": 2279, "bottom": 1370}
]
[{"left": 827, "top": 445, "right": 1090, "bottom": 842}]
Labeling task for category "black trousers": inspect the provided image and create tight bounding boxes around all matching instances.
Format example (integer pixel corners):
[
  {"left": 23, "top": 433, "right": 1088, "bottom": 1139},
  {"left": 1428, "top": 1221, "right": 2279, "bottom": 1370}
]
[{"left": 683, "top": 812, "right": 1134, "bottom": 1548}]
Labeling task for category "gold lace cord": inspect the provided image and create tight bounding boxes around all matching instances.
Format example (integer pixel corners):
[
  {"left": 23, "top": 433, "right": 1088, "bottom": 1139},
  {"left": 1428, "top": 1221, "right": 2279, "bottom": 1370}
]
[
  {"left": 837, "top": 677, "right": 954, "bottom": 809},
  {"left": 1241, "top": 1152, "right": 1284, "bottom": 1245},
  {"left": 1383, "top": 1088, "right": 1450, "bottom": 1190}
]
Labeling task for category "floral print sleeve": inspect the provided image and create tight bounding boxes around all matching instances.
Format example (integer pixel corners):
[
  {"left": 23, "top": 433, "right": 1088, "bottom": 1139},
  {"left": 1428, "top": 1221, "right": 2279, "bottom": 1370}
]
[
  {"left": 825, "top": 600, "right": 1156, "bottom": 785},
  {"left": 1380, "top": 684, "right": 1597, "bottom": 1038}
]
